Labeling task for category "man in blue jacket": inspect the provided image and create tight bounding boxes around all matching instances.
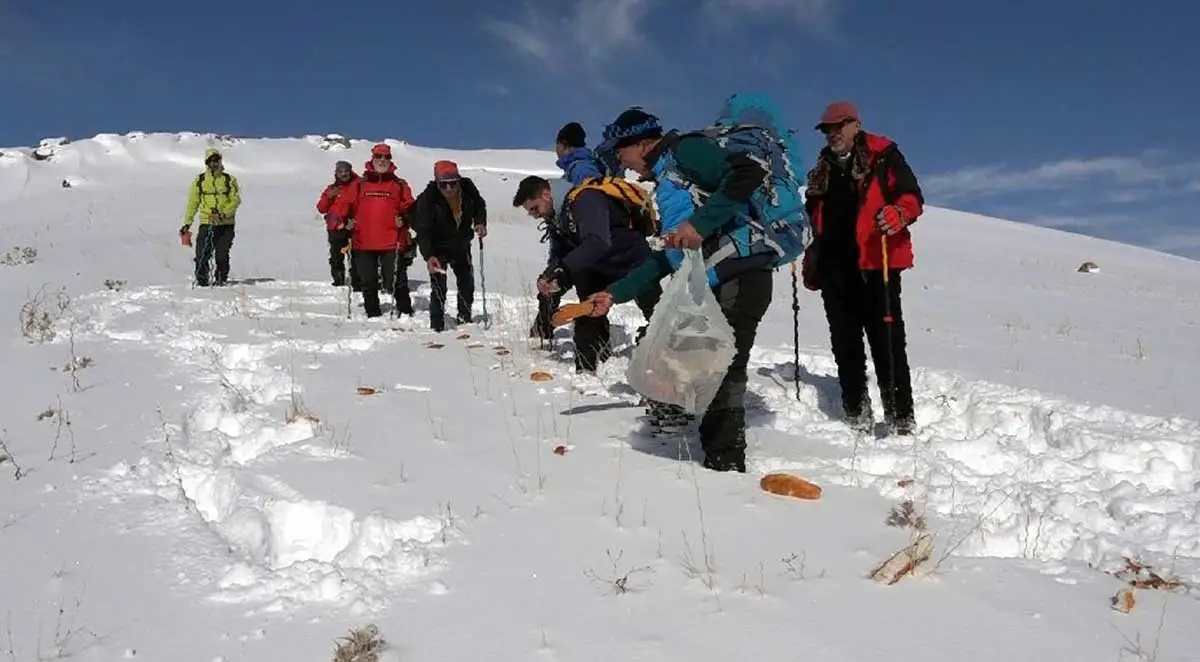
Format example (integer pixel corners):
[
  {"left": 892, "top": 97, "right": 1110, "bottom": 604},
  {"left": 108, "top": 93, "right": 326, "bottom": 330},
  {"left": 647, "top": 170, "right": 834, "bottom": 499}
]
[{"left": 513, "top": 173, "right": 660, "bottom": 373}]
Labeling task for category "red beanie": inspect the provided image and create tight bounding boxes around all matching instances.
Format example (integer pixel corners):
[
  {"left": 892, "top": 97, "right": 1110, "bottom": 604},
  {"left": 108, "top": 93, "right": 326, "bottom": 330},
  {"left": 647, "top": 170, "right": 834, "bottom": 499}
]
[{"left": 433, "top": 160, "right": 460, "bottom": 182}]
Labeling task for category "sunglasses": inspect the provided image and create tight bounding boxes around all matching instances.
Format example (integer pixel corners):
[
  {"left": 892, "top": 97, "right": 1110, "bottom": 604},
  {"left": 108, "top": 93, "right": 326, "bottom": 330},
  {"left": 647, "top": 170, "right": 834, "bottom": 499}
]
[
  {"left": 206, "top": 157, "right": 221, "bottom": 165},
  {"left": 437, "top": 180, "right": 459, "bottom": 189},
  {"left": 372, "top": 153, "right": 391, "bottom": 160},
  {"left": 819, "top": 118, "right": 856, "bottom": 135}
]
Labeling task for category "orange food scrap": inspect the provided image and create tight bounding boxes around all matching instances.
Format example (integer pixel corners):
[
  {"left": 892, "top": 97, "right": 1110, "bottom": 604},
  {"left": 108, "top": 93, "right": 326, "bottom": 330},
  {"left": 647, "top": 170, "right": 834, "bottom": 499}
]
[
  {"left": 1112, "top": 587, "right": 1136, "bottom": 613},
  {"left": 759, "top": 473, "right": 822, "bottom": 500},
  {"left": 530, "top": 371, "right": 553, "bottom": 382},
  {"left": 553, "top": 445, "right": 568, "bottom": 455},
  {"left": 550, "top": 301, "right": 595, "bottom": 327},
  {"left": 356, "top": 387, "right": 378, "bottom": 396}
]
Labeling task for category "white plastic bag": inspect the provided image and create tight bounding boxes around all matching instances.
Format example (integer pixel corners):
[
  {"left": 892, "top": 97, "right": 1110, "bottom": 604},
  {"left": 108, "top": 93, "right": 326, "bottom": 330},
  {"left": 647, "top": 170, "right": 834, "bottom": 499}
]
[{"left": 625, "top": 249, "right": 738, "bottom": 415}]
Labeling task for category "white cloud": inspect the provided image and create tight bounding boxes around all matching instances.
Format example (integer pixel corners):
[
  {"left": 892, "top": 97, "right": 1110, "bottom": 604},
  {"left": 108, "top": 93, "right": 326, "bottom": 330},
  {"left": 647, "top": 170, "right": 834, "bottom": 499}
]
[
  {"left": 482, "top": 18, "right": 557, "bottom": 69},
  {"left": 700, "top": 0, "right": 836, "bottom": 32},
  {"left": 925, "top": 155, "right": 1200, "bottom": 202},
  {"left": 482, "top": 0, "right": 651, "bottom": 72}
]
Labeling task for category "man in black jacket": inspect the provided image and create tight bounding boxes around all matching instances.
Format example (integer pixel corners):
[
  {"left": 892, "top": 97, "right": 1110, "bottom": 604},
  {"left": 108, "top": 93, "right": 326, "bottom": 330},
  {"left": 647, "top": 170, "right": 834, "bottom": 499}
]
[
  {"left": 512, "top": 175, "right": 660, "bottom": 374},
  {"left": 412, "top": 160, "right": 487, "bottom": 332}
]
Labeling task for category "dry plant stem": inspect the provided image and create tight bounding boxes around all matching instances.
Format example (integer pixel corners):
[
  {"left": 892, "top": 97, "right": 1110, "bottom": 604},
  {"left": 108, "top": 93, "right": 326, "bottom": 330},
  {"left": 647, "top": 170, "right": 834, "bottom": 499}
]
[
  {"left": 46, "top": 397, "right": 77, "bottom": 464},
  {"left": 0, "top": 430, "right": 24, "bottom": 481}
]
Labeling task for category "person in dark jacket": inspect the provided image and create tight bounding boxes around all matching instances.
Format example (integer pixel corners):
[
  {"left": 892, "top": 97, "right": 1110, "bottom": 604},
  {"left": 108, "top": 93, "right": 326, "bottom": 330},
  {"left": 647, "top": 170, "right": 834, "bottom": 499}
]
[
  {"left": 801, "top": 101, "right": 924, "bottom": 436},
  {"left": 529, "top": 122, "right": 612, "bottom": 342},
  {"left": 583, "top": 107, "right": 772, "bottom": 473},
  {"left": 315, "top": 160, "right": 363, "bottom": 290},
  {"left": 513, "top": 174, "right": 660, "bottom": 374},
  {"left": 412, "top": 160, "right": 487, "bottom": 332}
]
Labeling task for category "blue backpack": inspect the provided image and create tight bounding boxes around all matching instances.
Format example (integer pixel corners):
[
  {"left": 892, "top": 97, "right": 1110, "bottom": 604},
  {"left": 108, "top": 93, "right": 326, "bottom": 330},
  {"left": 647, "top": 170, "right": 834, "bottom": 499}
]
[{"left": 661, "top": 92, "right": 812, "bottom": 270}]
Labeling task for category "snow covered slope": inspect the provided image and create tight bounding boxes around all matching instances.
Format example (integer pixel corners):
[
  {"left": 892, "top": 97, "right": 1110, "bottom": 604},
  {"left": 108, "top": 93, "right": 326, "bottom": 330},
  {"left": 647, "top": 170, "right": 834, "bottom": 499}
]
[{"left": 1, "top": 132, "right": 1197, "bottom": 662}]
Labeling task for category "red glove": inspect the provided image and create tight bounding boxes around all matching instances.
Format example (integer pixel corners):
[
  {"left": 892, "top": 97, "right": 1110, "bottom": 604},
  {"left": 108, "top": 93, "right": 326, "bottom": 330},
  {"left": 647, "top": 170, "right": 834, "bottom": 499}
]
[
  {"left": 800, "top": 248, "right": 819, "bottom": 291},
  {"left": 876, "top": 205, "right": 908, "bottom": 236}
]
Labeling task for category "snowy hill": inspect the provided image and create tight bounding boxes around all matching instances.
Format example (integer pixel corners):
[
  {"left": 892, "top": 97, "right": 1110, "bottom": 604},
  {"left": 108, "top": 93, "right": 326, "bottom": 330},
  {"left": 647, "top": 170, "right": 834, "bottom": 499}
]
[{"left": 1, "top": 131, "right": 1197, "bottom": 662}]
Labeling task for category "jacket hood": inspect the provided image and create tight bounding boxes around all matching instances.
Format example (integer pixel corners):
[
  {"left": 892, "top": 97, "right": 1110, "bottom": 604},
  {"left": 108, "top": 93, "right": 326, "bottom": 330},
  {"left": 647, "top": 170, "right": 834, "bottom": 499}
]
[
  {"left": 556, "top": 147, "right": 605, "bottom": 185},
  {"left": 204, "top": 147, "right": 222, "bottom": 161}
]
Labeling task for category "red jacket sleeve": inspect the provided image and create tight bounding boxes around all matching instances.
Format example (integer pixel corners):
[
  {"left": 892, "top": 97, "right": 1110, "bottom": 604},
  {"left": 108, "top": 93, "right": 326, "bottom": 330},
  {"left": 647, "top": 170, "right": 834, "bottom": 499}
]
[
  {"left": 395, "top": 180, "right": 415, "bottom": 217},
  {"left": 317, "top": 186, "right": 334, "bottom": 214}
]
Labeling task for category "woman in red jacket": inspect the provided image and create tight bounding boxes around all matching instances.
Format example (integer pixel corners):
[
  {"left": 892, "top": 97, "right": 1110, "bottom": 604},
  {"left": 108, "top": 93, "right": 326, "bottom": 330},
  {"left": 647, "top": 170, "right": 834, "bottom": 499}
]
[
  {"left": 315, "top": 160, "right": 362, "bottom": 290},
  {"left": 348, "top": 143, "right": 416, "bottom": 318}
]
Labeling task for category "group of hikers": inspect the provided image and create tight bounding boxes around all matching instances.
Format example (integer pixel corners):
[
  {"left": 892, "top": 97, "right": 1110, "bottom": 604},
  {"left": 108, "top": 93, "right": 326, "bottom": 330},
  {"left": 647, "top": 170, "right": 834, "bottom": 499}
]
[{"left": 179, "top": 95, "right": 925, "bottom": 474}]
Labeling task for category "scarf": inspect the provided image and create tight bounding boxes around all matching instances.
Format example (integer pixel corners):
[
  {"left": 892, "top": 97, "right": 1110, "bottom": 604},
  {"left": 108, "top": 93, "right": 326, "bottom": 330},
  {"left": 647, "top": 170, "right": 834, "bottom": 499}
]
[{"left": 805, "top": 132, "right": 873, "bottom": 198}]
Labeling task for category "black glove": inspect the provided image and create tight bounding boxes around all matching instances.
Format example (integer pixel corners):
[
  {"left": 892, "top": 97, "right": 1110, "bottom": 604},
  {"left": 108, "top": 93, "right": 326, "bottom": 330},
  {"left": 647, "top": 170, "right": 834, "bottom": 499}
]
[{"left": 540, "top": 264, "right": 571, "bottom": 292}]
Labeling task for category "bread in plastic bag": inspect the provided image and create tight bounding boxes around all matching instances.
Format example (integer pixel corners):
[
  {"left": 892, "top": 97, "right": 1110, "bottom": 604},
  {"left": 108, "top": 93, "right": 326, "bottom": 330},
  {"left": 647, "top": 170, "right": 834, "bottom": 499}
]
[{"left": 625, "top": 249, "right": 738, "bottom": 415}]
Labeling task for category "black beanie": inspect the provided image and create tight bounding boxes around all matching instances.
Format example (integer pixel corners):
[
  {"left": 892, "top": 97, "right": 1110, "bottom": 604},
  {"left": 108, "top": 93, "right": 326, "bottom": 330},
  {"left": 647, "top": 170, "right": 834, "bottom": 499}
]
[
  {"left": 556, "top": 122, "right": 586, "bottom": 148},
  {"left": 605, "top": 107, "right": 662, "bottom": 148}
]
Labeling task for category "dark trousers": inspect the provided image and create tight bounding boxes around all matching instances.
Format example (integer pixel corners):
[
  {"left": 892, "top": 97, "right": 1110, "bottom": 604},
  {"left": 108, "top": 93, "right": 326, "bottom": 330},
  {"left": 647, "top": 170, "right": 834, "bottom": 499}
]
[
  {"left": 819, "top": 267, "right": 913, "bottom": 424},
  {"left": 697, "top": 269, "right": 773, "bottom": 468},
  {"left": 327, "top": 230, "right": 362, "bottom": 290},
  {"left": 194, "top": 224, "right": 235, "bottom": 285},
  {"left": 531, "top": 290, "right": 564, "bottom": 340},
  {"left": 574, "top": 271, "right": 661, "bottom": 373},
  {"left": 428, "top": 248, "right": 474, "bottom": 331},
  {"left": 353, "top": 249, "right": 412, "bottom": 318}
]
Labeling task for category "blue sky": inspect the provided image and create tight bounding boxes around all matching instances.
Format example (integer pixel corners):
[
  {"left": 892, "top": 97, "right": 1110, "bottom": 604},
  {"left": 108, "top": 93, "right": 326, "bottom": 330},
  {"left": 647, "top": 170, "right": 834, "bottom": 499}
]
[{"left": 3, "top": 0, "right": 1198, "bottom": 259}]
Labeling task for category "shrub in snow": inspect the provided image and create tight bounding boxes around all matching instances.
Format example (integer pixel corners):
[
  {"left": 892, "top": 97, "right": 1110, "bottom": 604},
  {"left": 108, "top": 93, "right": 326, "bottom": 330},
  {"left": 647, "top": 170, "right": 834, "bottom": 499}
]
[
  {"left": 332, "top": 624, "right": 388, "bottom": 662},
  {"left": 1, "top": 246, "right": 38, "bottom": 267}
]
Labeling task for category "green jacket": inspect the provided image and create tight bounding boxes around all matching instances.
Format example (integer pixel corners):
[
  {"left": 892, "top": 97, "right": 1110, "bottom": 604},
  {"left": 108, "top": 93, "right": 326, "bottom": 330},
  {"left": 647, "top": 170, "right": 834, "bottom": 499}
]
[
  {"left": 183, "top": 149, "right": 242, "bottom": 226},
  {"left": 608, "top": 132, "right": 764, "bottom": 303}
]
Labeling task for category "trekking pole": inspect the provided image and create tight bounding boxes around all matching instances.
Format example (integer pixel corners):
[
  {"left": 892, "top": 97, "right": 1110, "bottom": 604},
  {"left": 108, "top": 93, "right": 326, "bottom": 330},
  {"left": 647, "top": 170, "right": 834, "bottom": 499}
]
[
  {"left": 880, "top": 235, "right": 897, "bottom": 420},
  {"left": 478, "top": 235, "right": 489, "bottom": 329},
  {"left": 342, "top": 245, "right": 352, "bottom": 319},
  {"left": 789, "top": 261, "right": 801, "bottom": 402}
]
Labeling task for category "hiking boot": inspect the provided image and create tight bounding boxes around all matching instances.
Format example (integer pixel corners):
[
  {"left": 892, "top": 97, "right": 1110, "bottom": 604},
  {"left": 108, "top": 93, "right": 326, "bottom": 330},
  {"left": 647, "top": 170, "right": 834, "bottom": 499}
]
[
  {"left": 702, "top": 449, "right": 746, "bottom": 473},
  {"left": 846, "top": 408, "right": 874, "bottom": 434},
  {"left": 698, "top": 407, "right": 747, "bottom": 472},
  {"left": 363, "top": 290, "right": 383, "bottom": 318},
  {"left": 888, "top": 413, "right": 916, "bottom": 436}
]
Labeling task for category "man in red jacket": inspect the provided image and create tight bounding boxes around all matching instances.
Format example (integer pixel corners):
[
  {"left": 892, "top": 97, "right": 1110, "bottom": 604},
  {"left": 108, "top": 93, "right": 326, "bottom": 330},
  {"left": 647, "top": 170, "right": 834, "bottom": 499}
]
[
  {"left": 315, "top": 160, "right": 363, "bottom": 290},
  {"left": 801, "top": 101, "right": 924, "bottom": 436},
  {"left": 348, "top": 144, "right": 416, "bottom": 318}
]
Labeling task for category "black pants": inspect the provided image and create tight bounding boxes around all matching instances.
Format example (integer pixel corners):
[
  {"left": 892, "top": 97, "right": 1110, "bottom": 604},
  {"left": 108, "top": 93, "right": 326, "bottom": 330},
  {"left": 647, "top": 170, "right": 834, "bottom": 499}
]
[
  {"left": 354, "top": 249, "right": 412, "bottom": 318},
  {"left": 530, "top": 290, "right": 564, "bottom": 340},
  {"left": 573, "top": 271, "right": 661, "bottom": 374},
  {"left": 327, "top": 230, "right": 362, "bottom": 290},
  {"left": 194, "top": 224, "right": 235, "bottom": 285},
  {"left": 697, "top": 269, "right": 774, "bottom": 470},
  {"left": 428, "top": 248, "right": 474, "bottom": 331},
  {"left": 819, "top": 267, "right": 913, "bottom": 424}
]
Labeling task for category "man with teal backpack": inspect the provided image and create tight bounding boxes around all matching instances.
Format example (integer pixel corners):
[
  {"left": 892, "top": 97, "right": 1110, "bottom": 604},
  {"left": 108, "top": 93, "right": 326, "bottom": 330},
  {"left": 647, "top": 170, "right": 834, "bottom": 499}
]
[{"left": 584, "top": 94, "right": 811, "bottom": 473}]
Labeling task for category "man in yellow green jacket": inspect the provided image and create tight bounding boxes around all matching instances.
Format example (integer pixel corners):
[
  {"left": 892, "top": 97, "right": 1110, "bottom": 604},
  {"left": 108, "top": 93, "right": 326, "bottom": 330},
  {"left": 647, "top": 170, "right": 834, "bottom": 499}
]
[{"left": 180, "top": 148, "right": 242, "bottom": 286}]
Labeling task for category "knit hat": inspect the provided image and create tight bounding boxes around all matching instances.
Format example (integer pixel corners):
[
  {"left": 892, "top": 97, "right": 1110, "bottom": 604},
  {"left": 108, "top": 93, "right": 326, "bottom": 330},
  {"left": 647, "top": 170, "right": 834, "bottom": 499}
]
[
  {"left": 556, "top": 122, "right": 586, "bottom": 148},
  {"left": 815, "top": 101, "right": 859, "bottom": 130},
  {"left": 334, "top": 160, "right": 353, "bottom": 171},
  {"left": 602, "top": 107, "right": 663, "bottom": 149},
  {"left": 433, "top": 159, "right": 460, "bottom": 182}
]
